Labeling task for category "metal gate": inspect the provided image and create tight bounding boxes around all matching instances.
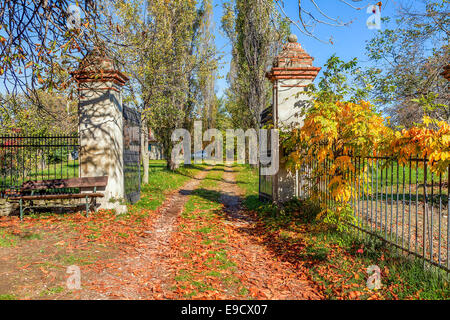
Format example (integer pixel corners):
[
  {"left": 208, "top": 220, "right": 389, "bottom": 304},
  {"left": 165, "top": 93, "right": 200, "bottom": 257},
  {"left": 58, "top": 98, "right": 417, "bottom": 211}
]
[
  {"left": 123, "top": 106, "right": 141, "bottom": 204},
  {"left": 259, "top": 106, "right": 273, "bottom": 201}
]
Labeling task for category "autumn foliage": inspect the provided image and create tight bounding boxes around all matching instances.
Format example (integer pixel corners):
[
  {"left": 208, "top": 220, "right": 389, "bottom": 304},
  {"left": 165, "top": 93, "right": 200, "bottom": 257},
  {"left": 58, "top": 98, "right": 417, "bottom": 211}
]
[
  {"left": 283, "top": 98, "right": 450, "bottom": 229},
  {"left": 391, "top": 116, "right": 450, "bottom": 173}
]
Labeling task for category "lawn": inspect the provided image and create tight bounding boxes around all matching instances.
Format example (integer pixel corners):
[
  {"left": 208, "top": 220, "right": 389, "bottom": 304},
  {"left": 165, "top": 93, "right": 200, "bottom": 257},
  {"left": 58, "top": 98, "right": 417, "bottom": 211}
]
[
  {"left": 1, "top": 161, "right": 448, "bottom": 300},
  {"left": 362, "top": 161, "right": 448, "bottom": 207}
]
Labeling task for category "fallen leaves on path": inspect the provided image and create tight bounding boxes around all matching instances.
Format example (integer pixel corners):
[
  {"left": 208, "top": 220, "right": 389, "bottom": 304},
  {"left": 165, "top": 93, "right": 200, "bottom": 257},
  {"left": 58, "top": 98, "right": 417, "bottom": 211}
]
[{"left": 167, "top": 166, "right": 321, "bottom": 300}]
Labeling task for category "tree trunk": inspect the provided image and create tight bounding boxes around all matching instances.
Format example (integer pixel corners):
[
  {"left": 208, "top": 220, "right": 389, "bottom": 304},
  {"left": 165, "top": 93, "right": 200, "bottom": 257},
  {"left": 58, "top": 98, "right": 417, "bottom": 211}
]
[
  {"left": 168, "top": 159, "right": 179, "bottom": 171},
  {"left": 141, "top": 120, "right": 149, "bottom": 184},
  {"left": 165, "top": 143, "right": 180, "bottom": 171}
]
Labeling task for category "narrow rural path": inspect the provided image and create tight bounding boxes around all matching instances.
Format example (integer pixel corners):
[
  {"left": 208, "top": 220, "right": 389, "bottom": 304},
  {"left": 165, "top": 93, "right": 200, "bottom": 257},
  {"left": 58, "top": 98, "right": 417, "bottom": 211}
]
[
  {"left": 81, "top": 164, "right": 319, "bottom": 300},
  {"left": 216, "top": 165, "right": 320, "bottom": 300},
  {"left": 82, "top": 167, "right": 212, "bottom": 299}
]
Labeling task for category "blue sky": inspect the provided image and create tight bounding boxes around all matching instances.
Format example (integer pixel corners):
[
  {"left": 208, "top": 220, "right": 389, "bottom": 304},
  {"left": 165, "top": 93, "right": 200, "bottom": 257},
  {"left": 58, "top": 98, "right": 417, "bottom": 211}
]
[{"left": 212, "top": 0, "right": 402, "bottom": 97}]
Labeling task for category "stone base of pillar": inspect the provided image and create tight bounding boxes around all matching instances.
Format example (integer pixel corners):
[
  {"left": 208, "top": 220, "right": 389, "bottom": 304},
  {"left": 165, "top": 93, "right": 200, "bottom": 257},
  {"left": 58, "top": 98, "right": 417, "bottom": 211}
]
[
  {"left": 276, "top": 166, "right": 297, "bottom": 203},
  {"left": 100, "top": 201, "right": 128, "bottom": 214}
]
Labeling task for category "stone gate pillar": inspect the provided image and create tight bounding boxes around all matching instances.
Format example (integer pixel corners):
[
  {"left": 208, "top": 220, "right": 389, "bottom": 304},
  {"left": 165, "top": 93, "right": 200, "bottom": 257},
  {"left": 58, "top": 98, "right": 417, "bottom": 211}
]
[
  {"left": 265, "top": 34, "right": 321, "bottom": 203},
  {"left": 72, "top": 48, "right": 129, "bottom": 213}
]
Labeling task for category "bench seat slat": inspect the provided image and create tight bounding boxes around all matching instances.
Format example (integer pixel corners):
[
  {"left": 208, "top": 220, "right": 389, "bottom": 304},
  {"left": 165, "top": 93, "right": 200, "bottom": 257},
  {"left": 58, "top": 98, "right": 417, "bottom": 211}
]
[
  {"left": 9, "top": 193, "right": 105, "bottom": 201},
  {"left": 21, "top": 176, "right": 108, "bottom": 191}
]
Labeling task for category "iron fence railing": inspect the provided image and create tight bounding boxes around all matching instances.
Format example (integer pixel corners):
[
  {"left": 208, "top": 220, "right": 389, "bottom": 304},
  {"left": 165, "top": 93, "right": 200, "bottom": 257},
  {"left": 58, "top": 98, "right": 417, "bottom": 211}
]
[
  {"left": 300, "top": 154, "right": 449, "bottom": 275},
  {"left": 123, "top": 105, "right": 141, "bottom": 204},
  {"left": 0, "top": 134, "right": 79, "bottom": 198}
]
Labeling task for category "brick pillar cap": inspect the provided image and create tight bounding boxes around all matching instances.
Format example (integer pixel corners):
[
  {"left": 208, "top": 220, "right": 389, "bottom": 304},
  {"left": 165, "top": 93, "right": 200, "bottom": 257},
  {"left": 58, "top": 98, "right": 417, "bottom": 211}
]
[
  {"left": 72, "top": 46, "right": 129, "bottom": 86},
  {"left": 266, "top": 34, "right": 321, "bottom": 81}
]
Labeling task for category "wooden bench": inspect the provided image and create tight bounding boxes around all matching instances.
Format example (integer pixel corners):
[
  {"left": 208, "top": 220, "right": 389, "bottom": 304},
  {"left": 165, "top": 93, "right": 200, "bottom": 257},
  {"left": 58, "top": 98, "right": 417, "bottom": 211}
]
[{"left": 8, "top": 176, "right": 108, "bottom": 220}]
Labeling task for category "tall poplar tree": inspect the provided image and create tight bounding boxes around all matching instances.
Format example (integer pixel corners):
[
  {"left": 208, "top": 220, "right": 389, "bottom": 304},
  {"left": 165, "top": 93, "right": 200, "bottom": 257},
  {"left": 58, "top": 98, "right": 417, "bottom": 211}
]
[{"left": 221, "top": 0, "right": 289, "bottom": 130}]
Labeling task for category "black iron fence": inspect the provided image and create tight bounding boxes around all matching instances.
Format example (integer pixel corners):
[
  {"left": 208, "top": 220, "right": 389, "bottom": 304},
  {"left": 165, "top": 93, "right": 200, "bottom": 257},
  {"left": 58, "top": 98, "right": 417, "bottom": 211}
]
[
  {"left": 0, "top": 134, "right": 79, "bottom": 198},
  {"left": 300, "top": 154, "right": 449, "bottom": 275},
  {"left": 123, "top": 106, "right": 141, "bottom": 204}
]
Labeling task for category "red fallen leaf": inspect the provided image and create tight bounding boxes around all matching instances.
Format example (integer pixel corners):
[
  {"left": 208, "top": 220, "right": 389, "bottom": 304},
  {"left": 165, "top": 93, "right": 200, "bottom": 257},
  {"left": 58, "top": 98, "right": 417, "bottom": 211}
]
[
  {"left": 153, "top": 283, "right": 162, "bottom": 292},
  {"left": 368, "top": 293, "right": 380, "bottom": 300},
  {"left": 249, "top": 287, "right": 261, "bottom": 297},
  {"left": 259, "top": 289, "right": 271, "bottom": 299},
  {"left": 39, "top": 266, "right": 48, "bottom": 275}
]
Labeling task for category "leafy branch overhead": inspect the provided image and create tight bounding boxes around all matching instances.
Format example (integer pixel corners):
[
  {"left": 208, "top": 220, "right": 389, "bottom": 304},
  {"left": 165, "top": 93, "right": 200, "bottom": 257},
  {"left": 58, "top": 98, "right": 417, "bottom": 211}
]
[{"left": 0, "top": 0, "right": 120, "bottom": 99}]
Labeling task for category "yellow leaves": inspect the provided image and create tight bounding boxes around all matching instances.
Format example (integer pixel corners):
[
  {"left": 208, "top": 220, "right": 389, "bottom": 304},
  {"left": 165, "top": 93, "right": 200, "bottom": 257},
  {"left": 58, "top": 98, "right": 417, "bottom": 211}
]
[
  {"left": 328, "top": 176, "right": 352, "bottom": 203},
  {"left": 283, "top": 99, "right": 390, "bottom": 210},
  {"left": 442, "top": 134, "right": 450, "bottom": 145},
  {"left": 317, "top": 209, "right": 327, "bottom": 220},
  {"left": 391, "top": 117, "right": 450, "bottom": 174},
  {"left": 285, "top": 99, "right": 449, "bottom": 226},
  {"left": 329, "top": 175, "right": 342, "bottom": 187},
  {"left": 317, "top": 149, "right": 329, "bottom": 162},
  {"left": 423, "top": 116, "right": 432, "bottom": 127},
  {"left": 335, "top": 155, "right": 352, "bottom": 168},
  {"left": 440, "top": 152, "right": 450, "bottom": 161}
]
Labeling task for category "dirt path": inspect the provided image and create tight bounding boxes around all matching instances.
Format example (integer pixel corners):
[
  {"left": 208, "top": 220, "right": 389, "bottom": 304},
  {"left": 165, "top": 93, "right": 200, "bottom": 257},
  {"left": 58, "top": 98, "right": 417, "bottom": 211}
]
[
  {"left": 81, "top": 167, "right": 212, "bottom": 299},
  {"left": 216, "top": 165, "right": 320, "bottom": 300},
  {"left": 77, "top": 164, "right": 319, "bottom": 300}
]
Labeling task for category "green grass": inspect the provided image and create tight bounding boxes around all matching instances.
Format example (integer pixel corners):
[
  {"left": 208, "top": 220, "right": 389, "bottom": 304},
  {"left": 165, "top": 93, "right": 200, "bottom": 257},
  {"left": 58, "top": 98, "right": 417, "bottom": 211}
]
[
  {"left": 0, "top": 294, "right": 17, "bottom": 300},
  {"left": 234, "top": 164, "right": 260, "bottom": 212},
  {"left": 132, "top": 160, "right": 206, "bottom": 211},
  {"left": 20, "top": 232, "right": 42, "bottom": 240},
  {"left": 40, "top": 286, "right": 65, "bottom": 297},
  {"left": 28, "top": 161, "right": 79, "bottom": 179},
  {"left": 0, "top": 229, "right": 17, "bottom": 247},
  {"left": 57, "top": 253, "right": 95, "bottom": 266},
  {"left": 370, "top": 161, "right": 447, "bottom": 185},
  {"left": 318, "top": 229, "right": 450, "bottom": 299},
  {"left": 235, "top": 164, "right": 450, "bottom": 300},
  {"left": 174, "top": 269, "right": 194, "bottom": 282},
  {"left": 364, "top": 161, "right": 448, "bottom": 206}
]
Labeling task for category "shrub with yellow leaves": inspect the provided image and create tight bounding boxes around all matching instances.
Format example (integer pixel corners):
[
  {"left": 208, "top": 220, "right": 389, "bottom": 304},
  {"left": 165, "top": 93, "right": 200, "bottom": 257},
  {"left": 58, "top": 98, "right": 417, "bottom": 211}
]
[
  {"left": 282, "top": 100, "right": 449, "bottom": 230},
  {"left": 390, "top": 116, "right": 450, "bottom": 174}
]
